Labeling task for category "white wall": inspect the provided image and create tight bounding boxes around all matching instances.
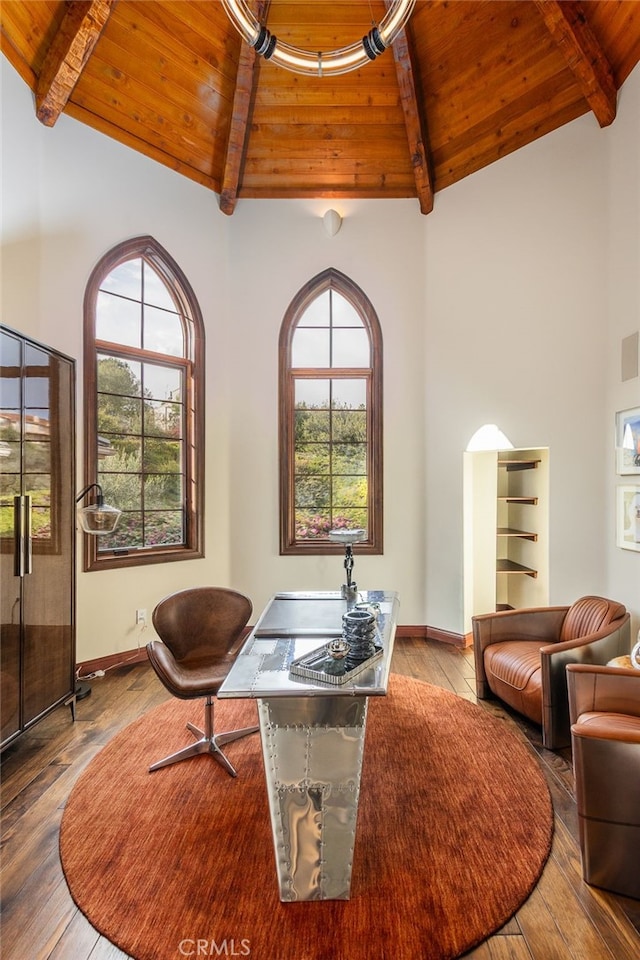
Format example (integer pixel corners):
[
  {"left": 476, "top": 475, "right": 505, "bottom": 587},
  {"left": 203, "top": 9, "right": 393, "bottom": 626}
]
[
  {"left": 604, "top": 69, "right": 640, "bottom": 640},
  {"left": 423, "top": 98, "right": 612, "bottom": 629},
  {"left": 2, "top": 55, "right": 638, "bottom": 659},
  {"left": 1, "top": 58, "right": 233, "bottom": 659},
  {"left": 224, "top": 198, "right": 426, "bottom": 620}
]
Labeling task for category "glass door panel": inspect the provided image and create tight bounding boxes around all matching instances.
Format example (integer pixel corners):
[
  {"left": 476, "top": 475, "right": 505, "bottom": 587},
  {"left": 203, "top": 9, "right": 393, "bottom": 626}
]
[
  {"left": 22, "top": 348, "right": 75, "bottom": 724},
  {"left": 0, "top": 328, "right": 22, "bottom": 742}
]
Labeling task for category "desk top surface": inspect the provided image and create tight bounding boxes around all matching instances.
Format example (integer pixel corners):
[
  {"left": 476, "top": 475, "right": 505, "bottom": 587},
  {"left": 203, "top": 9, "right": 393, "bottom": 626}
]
[{"left": 218, "top": 590, "right": 399, "bottom": 699}]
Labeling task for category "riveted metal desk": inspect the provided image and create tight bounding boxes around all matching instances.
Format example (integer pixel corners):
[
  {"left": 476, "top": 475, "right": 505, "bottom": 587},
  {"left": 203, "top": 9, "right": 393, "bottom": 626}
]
[{"left": 218, "top": 590, "right": 399, "bottom": 901}]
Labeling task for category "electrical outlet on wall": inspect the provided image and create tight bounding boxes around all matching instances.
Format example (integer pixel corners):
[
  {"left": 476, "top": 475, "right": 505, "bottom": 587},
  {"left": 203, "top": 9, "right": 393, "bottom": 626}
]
[{"left": 136, "top": 608, "right": 147, "bottom": 625}]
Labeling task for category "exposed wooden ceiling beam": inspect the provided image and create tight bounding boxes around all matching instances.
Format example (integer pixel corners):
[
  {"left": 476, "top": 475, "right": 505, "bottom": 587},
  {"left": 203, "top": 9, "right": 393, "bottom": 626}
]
[
  {"left": 534, "top": 0, "right": 617, "bottom": 128},
  {"left": 219, "top": 1, "right": 269, "bottom": 215},
  {"left": 218, "top": 43, "right": 258, "bottom": 215},
  {"left": 36, "top": 0, "right": 116, "bottom": 127},
  {"left": 388, "top": 10, "right": 434, "bottom": 214}
]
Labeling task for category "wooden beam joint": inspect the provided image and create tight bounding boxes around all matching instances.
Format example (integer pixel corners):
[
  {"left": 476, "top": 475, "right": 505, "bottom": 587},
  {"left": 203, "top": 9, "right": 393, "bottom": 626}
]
[
  {"left": 534, "top": 0, "right": 617, "bottom": 127},
  {"left": 219, "top": 1, "right": 269, "bottom": 214},
  {"left": 36, "top": 0, "right": 116, "bottom": 127},
  {"left": 387, "top": 3, "right": 434, "bottom": 214}
]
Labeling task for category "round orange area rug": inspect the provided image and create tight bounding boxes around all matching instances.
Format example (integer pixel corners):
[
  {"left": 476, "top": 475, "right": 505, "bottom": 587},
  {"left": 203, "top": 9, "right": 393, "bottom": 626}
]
[{"left": 60, "top": 675, "right": 553, "bottom": 960}]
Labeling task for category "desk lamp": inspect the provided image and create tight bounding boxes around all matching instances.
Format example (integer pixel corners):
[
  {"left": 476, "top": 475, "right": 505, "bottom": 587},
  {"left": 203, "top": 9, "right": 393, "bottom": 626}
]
[{"left": 328, "top": 528, "right": 367, "bottom": 600}]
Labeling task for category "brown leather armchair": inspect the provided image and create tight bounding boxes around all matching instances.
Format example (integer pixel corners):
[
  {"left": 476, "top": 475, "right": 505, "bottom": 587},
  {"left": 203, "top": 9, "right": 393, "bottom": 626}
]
[
  {"left": 146, "top": 586, "right": 259, "bottom": 777},
  {"left": 567, "top": 663, "right": 640, "bottom": 899},
  {"left": 473, "top": 596, "right": 630, "bottom": 749}
]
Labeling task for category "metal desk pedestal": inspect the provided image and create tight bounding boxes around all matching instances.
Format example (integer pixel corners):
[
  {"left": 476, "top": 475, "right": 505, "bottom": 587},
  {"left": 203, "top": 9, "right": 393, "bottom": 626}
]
[{"left": 218, "top": 590, "right": 399, "bottom": 902}]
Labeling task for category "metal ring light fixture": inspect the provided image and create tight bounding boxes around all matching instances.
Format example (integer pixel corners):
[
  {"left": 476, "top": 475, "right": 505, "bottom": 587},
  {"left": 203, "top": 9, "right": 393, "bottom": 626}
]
[{"left": 221, "top": 0, "right": 416, "bottom": 77}]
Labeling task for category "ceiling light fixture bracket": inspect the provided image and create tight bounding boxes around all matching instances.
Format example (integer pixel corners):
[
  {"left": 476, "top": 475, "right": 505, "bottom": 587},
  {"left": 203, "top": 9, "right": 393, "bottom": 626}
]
[{"left": 222, "top": 0, "right": 416, "bottom": 77}]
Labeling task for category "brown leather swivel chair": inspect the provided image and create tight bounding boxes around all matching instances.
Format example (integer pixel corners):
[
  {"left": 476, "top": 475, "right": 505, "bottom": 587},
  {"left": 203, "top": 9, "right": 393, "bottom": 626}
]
[
  {"left": 473, "top": 596, "right": 630, "bottom": 749},
  {"left": 567, "top": 663, "right": 640, "bottom": 899},
  {"left": 146, "top": 586, "right": 258, "bottom": 777}
]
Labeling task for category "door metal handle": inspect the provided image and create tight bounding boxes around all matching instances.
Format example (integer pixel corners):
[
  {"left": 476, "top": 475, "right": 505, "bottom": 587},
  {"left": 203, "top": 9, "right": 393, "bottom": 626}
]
[{"left": 13, "top": 495, "right": 32, "bottom": 577}]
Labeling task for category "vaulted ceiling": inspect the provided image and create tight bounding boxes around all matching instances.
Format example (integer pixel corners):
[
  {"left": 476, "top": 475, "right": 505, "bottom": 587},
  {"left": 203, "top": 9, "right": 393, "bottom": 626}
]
[{"left": 2, "top": 1, "right": 639, "bottom": 215}]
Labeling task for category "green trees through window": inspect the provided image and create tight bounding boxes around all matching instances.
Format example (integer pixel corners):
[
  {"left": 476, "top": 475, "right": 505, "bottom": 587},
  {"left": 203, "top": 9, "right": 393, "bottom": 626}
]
[
  {"left": 96, "top": 355, "right": 184, "bottom": 549},
  {"left": 279, "top": 269, "right": 383, "bottom": 555},
  {"left": 294, "top": 390, "right": 368, "bottom": 539},
  {"left": 83, "top": 237, "right": 204, "bottom": 570}
]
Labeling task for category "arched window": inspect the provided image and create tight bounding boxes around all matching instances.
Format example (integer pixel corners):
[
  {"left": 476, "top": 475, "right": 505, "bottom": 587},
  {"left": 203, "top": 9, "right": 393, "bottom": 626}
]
[
  {"left": 279, "top": 268, "right": 383, "bottom": 555},
  {"left": 83, "top": 236, "right": 204, "bottom": 570}
]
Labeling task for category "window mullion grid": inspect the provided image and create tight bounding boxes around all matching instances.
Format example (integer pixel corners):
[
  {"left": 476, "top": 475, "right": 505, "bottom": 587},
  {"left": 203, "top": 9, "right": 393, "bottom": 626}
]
[
  {"left": 328, "top": 288, "right": 334, "bottom": 530},
  {"left": 289, "top": 372, "right": 298, "bottom": 546},
  {"left": 180, "top": 364, "right": 190, "bottom": 544},
  {"left": 140, "top": 358, "right": 146, "bottom": 549},
  {"left": 366, "top": 373, "right": 372, "bottom": 536},
  {"left": 328, "top": 377, "right": 334, "bottom": 532},
  {"left": 95, "top": 339, "right": 186, "bottom": 368},
  {"left": 85, "top": 239, "right": 204, "bottom": 569},
  {"left": 281, "top": 270, "right": 381, "bottom": 555},
  {"left": 141, "top": 261, "right": 146, "bottom": 352},
  {"left": 96, "top": 345, "right": 192, "bottom": 553},
  {"left": 291, "top": 368, "right": 371, "bottom": 544},
  {"left": 180, "top": 367, "right": 187, "bottom": 544},
  {"left": 139, "top": 270, "right": 146, "bottom": 549}
]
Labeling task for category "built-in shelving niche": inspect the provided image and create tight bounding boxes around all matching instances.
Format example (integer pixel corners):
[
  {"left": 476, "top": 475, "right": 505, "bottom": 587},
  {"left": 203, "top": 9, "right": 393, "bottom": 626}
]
[{"left": 463, "top": 448, "right": 549, "bottom": 633}]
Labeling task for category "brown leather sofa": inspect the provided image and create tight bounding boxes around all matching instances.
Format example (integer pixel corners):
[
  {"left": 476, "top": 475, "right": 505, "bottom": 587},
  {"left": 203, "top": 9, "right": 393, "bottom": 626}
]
[
  {"left": 567, "top": 663, "right": 640, "bottom": 899},
  {"left": 473, "top": 596, "right": 630, "bottom": 749}
]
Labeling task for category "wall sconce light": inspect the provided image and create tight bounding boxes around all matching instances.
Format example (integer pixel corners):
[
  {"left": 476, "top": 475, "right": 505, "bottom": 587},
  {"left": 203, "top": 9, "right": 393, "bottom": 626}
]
[
  {"left": 323, "top": 209, "right": 342, "bottom": 238},
  {"left": 75, "top": 483, "right": 121, "bottom": 535},
  {"left": 466, "top": 424, "right": 514, "bottom": 452}
]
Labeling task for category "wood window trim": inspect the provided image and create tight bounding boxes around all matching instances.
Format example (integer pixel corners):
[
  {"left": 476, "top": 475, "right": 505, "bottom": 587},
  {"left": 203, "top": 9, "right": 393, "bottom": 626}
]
[
  {"left": 82, "top": 236, "right": 204, "bottom": 571},
  {"left": 279, "top": 268, "right": 383, "bottom": 557}
]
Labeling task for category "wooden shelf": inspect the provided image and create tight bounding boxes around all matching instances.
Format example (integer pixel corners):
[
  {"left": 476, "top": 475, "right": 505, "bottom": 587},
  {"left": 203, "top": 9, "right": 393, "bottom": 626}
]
[
  {"left": 496, "top": 559, "right": 538, "bottom": 578},
  {"left": 497, "top": 527, "right": 538, "bottom": 541},
  {"left": 498, "top": 459, "right": 541, "bottom": 471},
  {"left": 463, "top": 446, "right": 548, "bottom": 630}
]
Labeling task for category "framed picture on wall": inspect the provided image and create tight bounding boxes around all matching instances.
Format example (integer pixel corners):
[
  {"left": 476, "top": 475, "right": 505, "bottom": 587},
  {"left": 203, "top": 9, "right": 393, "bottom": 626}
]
[
  {"left": 616, "top": 406, "right": 640, "bottom": 474},
  {"left": 616, "top": 484, "right": 640, "bottom": 552}
]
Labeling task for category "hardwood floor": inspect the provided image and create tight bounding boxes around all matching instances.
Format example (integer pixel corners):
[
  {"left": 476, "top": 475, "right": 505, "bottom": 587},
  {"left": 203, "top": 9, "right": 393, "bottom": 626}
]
[{"left": 1, "top": 638, "right": 639, "bottom": 960}]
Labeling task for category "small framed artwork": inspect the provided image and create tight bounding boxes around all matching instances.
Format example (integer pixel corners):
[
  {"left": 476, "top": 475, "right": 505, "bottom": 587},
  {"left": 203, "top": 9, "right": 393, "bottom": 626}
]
[
  {"left": 616, "top": 485, "right": 640, "bottom": 552},
  {"left": 616, "top": 406, "right": 640, "bottom": 474}
]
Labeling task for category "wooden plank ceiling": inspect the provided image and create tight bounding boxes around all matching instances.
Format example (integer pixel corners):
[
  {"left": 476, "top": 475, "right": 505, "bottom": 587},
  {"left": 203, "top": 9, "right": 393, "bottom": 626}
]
[{"left": 2, "top": 1, "right": 639, "bottom": 215}]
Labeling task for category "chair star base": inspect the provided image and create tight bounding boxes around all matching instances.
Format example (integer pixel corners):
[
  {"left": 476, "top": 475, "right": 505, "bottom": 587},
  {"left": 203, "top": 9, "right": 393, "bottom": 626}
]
[{"left": 149, "top": 694, "right": 259, "bottom": 776}]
